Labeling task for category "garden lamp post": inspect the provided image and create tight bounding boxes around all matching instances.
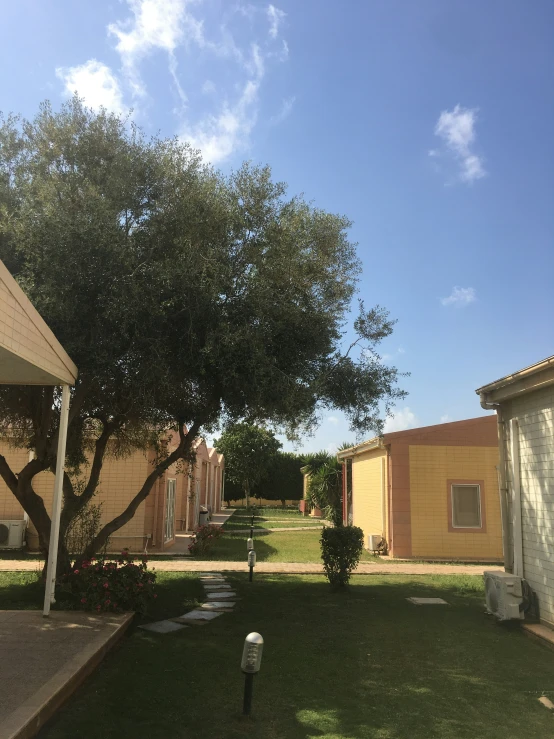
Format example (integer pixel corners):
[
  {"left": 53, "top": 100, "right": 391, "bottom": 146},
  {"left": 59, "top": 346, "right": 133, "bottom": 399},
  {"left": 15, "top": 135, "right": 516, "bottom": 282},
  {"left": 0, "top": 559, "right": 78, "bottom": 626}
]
[
  {"left": 241, "top": 632, "right": 264, "bottom": 715},
  {"left": 248, "top": 548, "right": 256, "bottom": 582},
  {"left": 247, "top": 537, "right": 254, "bottom": 551}
]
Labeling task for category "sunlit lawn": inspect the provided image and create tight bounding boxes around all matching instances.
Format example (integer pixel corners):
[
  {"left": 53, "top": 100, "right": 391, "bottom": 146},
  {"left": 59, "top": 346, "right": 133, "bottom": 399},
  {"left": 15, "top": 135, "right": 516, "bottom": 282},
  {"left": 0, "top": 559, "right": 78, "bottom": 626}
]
[
  {"left": 191, "top": 528, "right": 377, "bottom": 563},
  {"left": 39, "top": 572, "right": 554, "bottom": 739}
]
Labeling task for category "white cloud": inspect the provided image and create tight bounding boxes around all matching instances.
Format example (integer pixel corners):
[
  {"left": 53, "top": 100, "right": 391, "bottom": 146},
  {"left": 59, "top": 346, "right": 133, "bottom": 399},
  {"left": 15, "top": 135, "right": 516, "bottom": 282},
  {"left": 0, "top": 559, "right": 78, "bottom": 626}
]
[
  {"left": 267, "top": 4, "right": 286, "bottom": 38},
  {"left": 202, "top": 79, "right": 216, "bottom": 95},
  {"left": 327, "top": 416, "right": 339, "bottom": 425},
  {"left": 56, "top": 60, "right": 127, "bottom": 115},
  {"left": 381, "top": 347, "right": 405, "bottom": 363},
  {"left": 56, "top": 0, "right": 290, "bottom": 164},
  {"left": 441, "top": 286, "right": 477, "bottom": 307},
  {"left": 270, "top": 96, "right": 295, "bottom": 125},
  {"left": 108, "top": 0, "right": 198, "bottom": 99},
  {"left": 432, "top": 105, "right": 486, "bottom": 183},
  {"left": 384, "top": 407, "right": 419, "bottom": 433},
  {"left": 440, "top": 414, "right": 452, "bottom": 424}
]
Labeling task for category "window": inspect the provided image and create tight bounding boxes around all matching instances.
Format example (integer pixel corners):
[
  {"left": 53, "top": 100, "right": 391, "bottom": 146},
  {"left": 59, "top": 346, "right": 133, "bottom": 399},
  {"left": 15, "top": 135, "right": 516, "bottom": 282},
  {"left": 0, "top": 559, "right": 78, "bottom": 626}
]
[{"left": 451, "top": 484, "right": 482, "bottom": 528}]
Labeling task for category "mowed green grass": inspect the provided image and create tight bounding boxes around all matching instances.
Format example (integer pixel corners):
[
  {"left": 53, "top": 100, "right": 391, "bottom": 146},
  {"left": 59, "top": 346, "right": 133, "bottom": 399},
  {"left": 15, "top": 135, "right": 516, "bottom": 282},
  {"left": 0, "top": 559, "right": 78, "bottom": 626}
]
[
  {"left": 222, "top": 510, "right": 324, "bottom": 531},
  {"left": 41, "top": 572, "right": 554, "bottom": 739},
  {"left": 193, "top": 528, "right": 377, "bottom": 563}
]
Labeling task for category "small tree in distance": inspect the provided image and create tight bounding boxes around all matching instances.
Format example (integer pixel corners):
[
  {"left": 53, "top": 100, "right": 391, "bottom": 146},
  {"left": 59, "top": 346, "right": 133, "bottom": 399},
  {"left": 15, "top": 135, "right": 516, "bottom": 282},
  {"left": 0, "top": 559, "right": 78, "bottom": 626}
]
[{"left": 214, "top": 424, "right": 282, "bottom": 510}]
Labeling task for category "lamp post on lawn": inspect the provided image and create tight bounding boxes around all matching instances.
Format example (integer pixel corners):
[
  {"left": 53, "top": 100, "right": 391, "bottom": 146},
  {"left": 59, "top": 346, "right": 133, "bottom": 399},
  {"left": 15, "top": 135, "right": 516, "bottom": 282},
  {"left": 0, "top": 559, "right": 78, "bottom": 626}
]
[
  {"left": 241, "top": 632, "right": 264, "bottom": 716},
  {"left": 248, "top": 548, "right": 256, "bottom": 582}
]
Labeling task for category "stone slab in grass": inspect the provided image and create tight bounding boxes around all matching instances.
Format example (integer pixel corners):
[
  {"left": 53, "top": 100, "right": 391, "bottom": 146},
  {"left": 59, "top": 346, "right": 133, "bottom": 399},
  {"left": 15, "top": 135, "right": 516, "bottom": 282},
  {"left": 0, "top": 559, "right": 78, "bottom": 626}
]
[
  {"left": 200, "top": 578, "right": 228, "bottom": 585},
  {"left": 200, "top": 602, "right": 236, "bottom": 611},
  {"left": 407, "top": 597, "right": 448, "bottom": 605},
  {"left": 203, "top": 583, "right": 232, "bottom": 590},
  {"left": 172, "top": 610, "right": 224, "bottom": 623},
  {"left": 206, "top": 591, "right": 237, "bottom": 600},
  {"left": 196, "top": 572, "right": 224, "bottom": 578},
  {"left": 138, "top": 620, "right": 188, "bottom": 634}
]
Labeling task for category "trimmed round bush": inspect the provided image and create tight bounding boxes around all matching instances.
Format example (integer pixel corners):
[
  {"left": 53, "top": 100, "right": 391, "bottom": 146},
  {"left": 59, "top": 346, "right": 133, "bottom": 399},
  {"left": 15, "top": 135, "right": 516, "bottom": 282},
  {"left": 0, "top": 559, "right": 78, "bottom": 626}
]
[{"left": 320, "top": 526, "right": 364, "bottom": 587}]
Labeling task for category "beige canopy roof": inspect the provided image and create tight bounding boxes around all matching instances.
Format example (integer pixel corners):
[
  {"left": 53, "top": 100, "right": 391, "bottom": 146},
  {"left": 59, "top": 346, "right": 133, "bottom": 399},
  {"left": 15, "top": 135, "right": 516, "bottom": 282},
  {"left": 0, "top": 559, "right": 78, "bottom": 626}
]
[{"left": 0, "top": 260, "right": 77, "bottom": 386}]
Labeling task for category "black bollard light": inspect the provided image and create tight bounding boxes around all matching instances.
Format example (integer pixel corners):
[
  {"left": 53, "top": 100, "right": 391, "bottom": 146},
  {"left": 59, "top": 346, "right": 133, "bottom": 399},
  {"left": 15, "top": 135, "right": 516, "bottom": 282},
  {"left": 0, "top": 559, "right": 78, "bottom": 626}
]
[
  {"left": 241, "top": 632, "right": 264, "bottom": 715},
  {"left": 248, "top": 548, "right": 256, "bottom": 582}
]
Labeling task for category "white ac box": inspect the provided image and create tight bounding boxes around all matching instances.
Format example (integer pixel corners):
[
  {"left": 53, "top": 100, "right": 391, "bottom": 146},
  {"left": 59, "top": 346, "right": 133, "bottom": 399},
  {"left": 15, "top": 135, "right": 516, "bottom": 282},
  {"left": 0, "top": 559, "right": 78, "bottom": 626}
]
[
  {"left": 367, "top": 534, "right": 383, "bottom": 551},
  {"left": 484, "top": 570, "right": 525, "bottom": 621},
  {"left": 0, "top": 520, "right": 26, "bottom": 549}
]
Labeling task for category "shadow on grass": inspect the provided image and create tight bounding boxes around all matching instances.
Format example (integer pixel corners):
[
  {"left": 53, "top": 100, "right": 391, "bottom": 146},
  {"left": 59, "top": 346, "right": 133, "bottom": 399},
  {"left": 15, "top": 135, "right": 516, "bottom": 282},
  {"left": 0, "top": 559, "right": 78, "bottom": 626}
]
[
  {"left": 41, "top": 572, "right": 554, "bottom": 739},
  {"left": 191, "top": 530, "right": 280, "bottom": 562},
  {"left": 0, "top": 571, "right": 43, "bottom": 609}
]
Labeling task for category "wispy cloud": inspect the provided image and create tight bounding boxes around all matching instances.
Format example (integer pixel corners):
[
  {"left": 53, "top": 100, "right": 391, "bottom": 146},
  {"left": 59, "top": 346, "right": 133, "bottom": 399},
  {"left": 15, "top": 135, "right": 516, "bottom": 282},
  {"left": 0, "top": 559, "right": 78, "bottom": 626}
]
[
  {"left": 108, "top": 0, "right": 199, "bottom": 101},
  {"left": 384, "top": 407, "right": 418, "bottom": 433},
  {"left": 56, "top": 60, "right": 127, "bottom": 115},
  {"left": 381, "top": 346, "right": 405, "bottom": 363},
  {"left": 441, "top": 286, "right": 477, "bottom": 307},
  {"left": 56, "top": 0, "right": 291, "bottom": 164},
  {"left": 432, "top": 105, "right": 486, "bottom": 184},
  {"left": 270, "top": 95, "right": 295, "bottom": 125},
  {"left": 440, "top": 414, "right": 452, "bottom": 423},
  {"left": 267, "top": 4, "right": 286, "bottom": 38},
  {"left": 327, "top": 416, "right": 339, "bottom": 425}
]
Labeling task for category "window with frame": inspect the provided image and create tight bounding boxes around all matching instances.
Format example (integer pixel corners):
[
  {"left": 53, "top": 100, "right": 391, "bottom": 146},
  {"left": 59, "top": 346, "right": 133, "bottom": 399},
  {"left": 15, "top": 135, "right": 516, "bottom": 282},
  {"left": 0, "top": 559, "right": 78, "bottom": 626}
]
[{"left": 451, "top": 484, "right": 482, "bottom": 528}]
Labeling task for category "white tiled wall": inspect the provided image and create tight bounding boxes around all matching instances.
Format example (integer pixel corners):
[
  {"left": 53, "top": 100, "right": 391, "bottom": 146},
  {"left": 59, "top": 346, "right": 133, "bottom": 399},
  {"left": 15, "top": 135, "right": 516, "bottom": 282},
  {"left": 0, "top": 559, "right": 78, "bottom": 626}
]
[{"left": 504, "top": 386, "right": 554, "bottom": 625}]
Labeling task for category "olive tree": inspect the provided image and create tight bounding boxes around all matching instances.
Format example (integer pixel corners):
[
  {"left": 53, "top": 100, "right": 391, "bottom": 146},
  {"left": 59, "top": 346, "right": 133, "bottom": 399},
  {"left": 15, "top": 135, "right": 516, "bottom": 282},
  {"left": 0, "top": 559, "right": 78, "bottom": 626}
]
[{"left": 0, "top": 97, "right": 404, "bottom": 573}]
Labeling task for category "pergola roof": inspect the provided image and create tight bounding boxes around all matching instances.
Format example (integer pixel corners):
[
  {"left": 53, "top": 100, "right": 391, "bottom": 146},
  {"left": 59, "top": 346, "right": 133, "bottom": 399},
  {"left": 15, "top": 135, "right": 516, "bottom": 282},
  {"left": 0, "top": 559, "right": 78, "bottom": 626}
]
[{"left": 0, "top": 260, "right": 77, "bottom": 386}]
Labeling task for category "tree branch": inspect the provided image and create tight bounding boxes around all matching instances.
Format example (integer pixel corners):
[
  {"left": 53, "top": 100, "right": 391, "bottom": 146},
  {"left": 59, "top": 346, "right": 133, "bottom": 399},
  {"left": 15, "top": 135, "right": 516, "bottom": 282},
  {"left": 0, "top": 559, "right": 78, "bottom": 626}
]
[{"left": 81, "top": 419, "right": 201, "bottom": 559}]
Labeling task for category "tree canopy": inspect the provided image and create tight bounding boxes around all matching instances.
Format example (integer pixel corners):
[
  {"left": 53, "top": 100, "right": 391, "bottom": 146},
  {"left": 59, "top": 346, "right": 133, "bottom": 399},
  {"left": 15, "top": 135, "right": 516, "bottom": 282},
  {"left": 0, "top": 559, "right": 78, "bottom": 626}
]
[
  {"left": 0, "top": 97, "right": 405, "bottom": 570},
  {"left": 214, "top": 423, "right": 282, "bottom": 508}
]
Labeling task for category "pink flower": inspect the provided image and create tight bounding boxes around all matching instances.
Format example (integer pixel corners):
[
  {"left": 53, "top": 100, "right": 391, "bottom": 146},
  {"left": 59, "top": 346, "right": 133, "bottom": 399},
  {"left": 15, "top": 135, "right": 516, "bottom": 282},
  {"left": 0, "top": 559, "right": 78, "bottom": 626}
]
[
  {"left": 81, "top": 598, "right": 87, "bottom": 603},
  {"left": 73, "top": 569, "right": 80, "bottom": 575},
  {"left": 153, "top": 594, "right": 157, "bottom": 598},
  {"left": 105, "top": 599, "right": 111, "bottom": 605},
  {"left": 103, "top": 582, "right": 109, "bottom": 588}
]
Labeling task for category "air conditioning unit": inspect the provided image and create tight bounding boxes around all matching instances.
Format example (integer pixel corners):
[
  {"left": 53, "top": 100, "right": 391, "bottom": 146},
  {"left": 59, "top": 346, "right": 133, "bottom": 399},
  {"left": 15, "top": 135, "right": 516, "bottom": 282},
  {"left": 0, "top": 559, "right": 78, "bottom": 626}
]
[
  {"left": 484, "top": 571, "right": 525, "bottom": 621},
  {"left": 0, "top": 520, "right": 26, "bottom": 549},
  {"left": 368, "top": 534, "right": 383, "bottom": 551}
]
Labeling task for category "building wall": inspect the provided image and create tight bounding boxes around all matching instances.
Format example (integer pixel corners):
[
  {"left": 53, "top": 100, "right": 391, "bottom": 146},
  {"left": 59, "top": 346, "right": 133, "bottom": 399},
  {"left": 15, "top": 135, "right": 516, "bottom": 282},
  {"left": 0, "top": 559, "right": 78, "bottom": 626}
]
[
  {"left": 502, "top": 385, "right": 554, "bottom": 626},
  {"left": 351, "top": 448, "right": 387, "bottom": 547},
  {"left": 0, "top": 439, "right": 163, "bottom": 553},
  {"left": 409, "top": 444, "right": 502, "bottom": 560}
]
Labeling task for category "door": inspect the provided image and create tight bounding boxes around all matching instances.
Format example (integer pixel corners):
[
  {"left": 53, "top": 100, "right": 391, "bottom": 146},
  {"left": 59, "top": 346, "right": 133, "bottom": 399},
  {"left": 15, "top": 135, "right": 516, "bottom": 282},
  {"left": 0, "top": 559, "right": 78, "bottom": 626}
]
[{"left": 164, "top": 479, "right": 176, "bottom": 542}]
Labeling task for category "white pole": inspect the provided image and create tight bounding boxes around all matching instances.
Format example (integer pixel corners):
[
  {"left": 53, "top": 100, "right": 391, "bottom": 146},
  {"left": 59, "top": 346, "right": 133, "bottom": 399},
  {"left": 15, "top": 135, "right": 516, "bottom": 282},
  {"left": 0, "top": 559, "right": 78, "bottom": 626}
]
[
  {"left": 43, "top": 384, "right": 71, "bottom": 617},
  {"left": 509, "top": 418, "right": 524, "bottom": 579}
]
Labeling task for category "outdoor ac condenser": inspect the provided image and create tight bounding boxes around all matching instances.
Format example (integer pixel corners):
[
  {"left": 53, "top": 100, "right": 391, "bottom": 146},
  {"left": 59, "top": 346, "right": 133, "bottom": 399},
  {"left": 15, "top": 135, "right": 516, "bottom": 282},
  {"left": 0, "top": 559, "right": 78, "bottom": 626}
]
[
  {"left": 0, "top": 520, "right": 26, "bottom": 549},
  {"left": 484, "top": 571, "right": 525, "bottom": 621},
  {"left": 367, "top": 534, "right": 383, "bottom": 551}
]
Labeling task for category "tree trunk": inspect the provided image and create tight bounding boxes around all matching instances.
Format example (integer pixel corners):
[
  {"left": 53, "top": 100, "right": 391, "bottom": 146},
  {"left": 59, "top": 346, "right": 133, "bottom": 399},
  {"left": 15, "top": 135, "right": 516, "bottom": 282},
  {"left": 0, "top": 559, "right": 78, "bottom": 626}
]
[{"left": 244, "top": 480, "right": 250, "bottom": 511}]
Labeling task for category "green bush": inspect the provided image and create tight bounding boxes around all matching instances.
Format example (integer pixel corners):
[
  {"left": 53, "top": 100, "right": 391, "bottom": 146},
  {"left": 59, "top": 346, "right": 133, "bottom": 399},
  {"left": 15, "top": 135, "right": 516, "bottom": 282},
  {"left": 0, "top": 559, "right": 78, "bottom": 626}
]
[
  {"left": 188, "top": 524, "right": 224, "bottom": 556},
  {"left": 57, "top": 549, "right": 156, "bottom": 615},
  {"left": 320, "top": 526, "right": 364, "bottom": 587}
]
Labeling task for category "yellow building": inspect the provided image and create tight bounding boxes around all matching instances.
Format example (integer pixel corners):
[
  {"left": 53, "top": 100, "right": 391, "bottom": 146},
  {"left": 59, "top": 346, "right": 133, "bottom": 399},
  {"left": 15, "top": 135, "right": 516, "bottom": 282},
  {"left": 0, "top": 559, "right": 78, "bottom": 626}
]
[{"left": 337, "top": 416, "right": 503, "bottom": 561}]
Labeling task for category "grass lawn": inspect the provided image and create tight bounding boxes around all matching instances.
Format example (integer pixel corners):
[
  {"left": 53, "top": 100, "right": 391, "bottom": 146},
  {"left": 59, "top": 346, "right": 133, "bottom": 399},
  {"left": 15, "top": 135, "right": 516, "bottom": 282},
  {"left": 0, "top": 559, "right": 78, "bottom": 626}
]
[
  {"left": 38, "top": 572, "right": 554, "bottom": 739},
  {"left": 193, "top": 529, "right": 378, "bottom": 563},
  {"left": 222, "top": 511, "right": 324, "bottom": 531}
]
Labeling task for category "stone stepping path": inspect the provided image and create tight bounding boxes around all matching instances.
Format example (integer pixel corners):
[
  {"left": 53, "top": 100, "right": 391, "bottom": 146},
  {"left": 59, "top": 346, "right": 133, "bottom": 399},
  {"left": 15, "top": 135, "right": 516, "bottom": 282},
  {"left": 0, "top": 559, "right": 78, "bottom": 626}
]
[{"left": 139, "top": 572, "right": 239, "bottom": 634}]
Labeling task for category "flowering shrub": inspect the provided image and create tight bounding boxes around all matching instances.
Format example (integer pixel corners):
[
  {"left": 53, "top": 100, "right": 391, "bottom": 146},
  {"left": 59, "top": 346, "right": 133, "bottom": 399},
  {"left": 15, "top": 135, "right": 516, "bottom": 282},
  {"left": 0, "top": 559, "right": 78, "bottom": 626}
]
[
  {"left": 57, "top": 549, "right": 156, "bottom": 615},
  {"left": 188, "top": 524, "right": 224, "bottom": 556}
]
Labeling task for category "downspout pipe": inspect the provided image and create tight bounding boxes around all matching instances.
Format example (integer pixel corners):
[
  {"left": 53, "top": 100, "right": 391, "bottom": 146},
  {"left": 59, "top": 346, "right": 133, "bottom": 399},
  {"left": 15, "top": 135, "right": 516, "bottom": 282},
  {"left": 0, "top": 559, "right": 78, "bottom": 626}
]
[
  {"left": 479, "top": 393, "right": 513, "bottom": 572},
  {"left": 509, "top": 418, "right": 524, "bottom": 578}
]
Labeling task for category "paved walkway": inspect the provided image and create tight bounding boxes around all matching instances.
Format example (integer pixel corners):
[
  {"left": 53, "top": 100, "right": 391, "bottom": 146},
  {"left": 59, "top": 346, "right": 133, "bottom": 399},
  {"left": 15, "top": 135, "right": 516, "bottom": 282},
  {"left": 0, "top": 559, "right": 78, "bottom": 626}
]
[
  {"left": 148, "top": 561, "right": 502, "bottom": 575},
  {"left": 0, "top": 610, "right": 131, "bottom": 738},
  {"left": 0, "top": 560, "right": 502, "bottom": 575}
]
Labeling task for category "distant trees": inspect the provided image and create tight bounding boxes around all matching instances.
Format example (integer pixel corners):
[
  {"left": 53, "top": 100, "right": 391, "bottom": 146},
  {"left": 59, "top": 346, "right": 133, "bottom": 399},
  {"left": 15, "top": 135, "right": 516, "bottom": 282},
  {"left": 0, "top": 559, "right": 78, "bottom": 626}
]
[{"left": 214, "top": 423, "right": 282, "bottom": 509}]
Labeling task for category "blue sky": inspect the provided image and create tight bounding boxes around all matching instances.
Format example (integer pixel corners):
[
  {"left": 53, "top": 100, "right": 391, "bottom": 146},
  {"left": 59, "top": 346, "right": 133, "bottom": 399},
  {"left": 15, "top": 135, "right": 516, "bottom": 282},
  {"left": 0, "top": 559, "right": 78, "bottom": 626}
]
[{"left": 2, "top": 0, "right": 553, "bottom": 453}]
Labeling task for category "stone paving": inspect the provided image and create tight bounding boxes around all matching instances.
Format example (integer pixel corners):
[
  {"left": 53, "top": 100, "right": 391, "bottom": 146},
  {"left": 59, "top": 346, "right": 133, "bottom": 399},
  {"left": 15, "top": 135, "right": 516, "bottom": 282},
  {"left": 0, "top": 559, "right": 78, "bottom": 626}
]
[{"left": 138, "top": 571, "right": 238, "bottom": 634}]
